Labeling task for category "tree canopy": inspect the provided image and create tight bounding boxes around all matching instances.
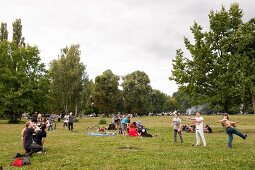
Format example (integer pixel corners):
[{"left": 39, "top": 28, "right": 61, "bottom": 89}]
[{"left": 170, "top": 3, "right": 255, "bottom": 114}]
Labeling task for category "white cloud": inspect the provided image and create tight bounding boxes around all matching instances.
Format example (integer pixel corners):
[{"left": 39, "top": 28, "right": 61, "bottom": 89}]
[{"left": 0, "top": 0, "right": 254, "bottom": 95}]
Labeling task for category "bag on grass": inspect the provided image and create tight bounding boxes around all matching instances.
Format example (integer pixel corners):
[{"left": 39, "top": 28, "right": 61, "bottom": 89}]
[
  {"left": 11, "top": 157, "right": 31, "bottom": 167},
  {"left": 11, "top": 158, "right": 23, "bottom": 167}
]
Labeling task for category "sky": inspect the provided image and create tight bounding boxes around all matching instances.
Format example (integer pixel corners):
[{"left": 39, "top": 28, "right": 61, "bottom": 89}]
[{"left": 0, "top": 0, "right": 254, "bottom": 95}]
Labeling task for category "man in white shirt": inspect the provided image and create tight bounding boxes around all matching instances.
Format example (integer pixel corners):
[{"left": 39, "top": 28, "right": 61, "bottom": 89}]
[{"left": 188, "top": 112, "right": 206, "bottom": 146}]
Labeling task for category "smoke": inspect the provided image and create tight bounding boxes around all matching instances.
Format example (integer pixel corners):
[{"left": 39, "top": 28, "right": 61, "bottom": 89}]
[{"left": 186, "top": 104, "right": 209, "bottom": 115}]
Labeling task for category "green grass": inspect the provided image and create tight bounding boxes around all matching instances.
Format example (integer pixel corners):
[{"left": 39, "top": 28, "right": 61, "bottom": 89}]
[{"left": 0, "top": 115, "right": 255, "bottom": 170}]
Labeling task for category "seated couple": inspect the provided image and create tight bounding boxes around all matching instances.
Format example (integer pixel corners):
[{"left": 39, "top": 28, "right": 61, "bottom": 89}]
[
  {"left": 128, "top": 122, "right": 154, "bottom": 137},
  {"left": 21, "top": 121, "right": 47, "bottom": 157}
]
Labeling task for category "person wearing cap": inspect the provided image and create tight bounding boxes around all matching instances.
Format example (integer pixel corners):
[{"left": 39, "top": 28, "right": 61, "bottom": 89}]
[{"left": 171, "top": 111, "right": 183, "bottom": 144}]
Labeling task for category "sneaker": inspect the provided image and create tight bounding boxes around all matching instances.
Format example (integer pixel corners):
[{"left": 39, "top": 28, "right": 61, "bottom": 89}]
[{"left": 244, "top": 134, "right": 248, "bottom": 139}]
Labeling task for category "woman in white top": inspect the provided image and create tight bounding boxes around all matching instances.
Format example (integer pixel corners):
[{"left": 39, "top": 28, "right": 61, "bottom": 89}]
[
  {"left": 187, "top": 112, "right": 206, "bottom": 147},
  {"left": 63, "top": 114, "right": 69, "bottom": 127}
]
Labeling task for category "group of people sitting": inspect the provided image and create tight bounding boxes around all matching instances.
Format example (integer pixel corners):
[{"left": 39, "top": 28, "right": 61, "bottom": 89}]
[
  {"left": 182, "top": 123, "right": 212, "bottom": 133},
  {"left": 110, "top": 113, "right": 154, "bottom": 137}
]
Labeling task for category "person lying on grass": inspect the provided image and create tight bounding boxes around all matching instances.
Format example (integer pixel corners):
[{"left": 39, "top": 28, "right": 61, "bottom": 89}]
[{"left": 217, "top": 113, "right": 247, "bottom": 149}]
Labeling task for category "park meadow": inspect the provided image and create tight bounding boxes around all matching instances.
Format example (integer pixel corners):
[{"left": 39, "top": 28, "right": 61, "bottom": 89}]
[{"left": 0, "top": 115, "right": 254, "bottom": 170}]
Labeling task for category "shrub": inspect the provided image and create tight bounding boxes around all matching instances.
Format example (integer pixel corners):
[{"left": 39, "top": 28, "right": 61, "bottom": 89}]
[{"left": 99, "top": 118, "right": 107, "bottom": 125}]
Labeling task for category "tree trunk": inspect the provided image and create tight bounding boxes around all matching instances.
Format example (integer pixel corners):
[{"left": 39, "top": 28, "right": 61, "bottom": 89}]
[
  {"left": 223, "top": 100, "right": 229, "bottom": 113},
  {"left": 252, "top": 95, "right": 255, "bottom": 114}
]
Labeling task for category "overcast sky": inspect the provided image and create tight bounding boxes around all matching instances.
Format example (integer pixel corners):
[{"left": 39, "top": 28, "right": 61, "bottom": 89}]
[{"left": 0, "top": 0, "right": 254, "bottom": 95}]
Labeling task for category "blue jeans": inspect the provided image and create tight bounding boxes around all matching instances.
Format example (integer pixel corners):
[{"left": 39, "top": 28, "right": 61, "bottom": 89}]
[{"left": 226, "top": 127, "right": 246, "bottom": 148}]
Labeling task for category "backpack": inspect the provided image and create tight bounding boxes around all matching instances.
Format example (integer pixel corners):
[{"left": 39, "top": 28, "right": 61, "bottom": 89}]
[
  {"left": 11, "top": 158, "right": 23, "bottom": 167},
  {"left": 11, "top": 157, "right": 31, "bottom": 167}
]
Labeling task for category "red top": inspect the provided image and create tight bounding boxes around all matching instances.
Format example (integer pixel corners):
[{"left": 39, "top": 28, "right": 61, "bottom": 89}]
[{"left": 128, "top": 128, "right": 139, "bottom": 137}]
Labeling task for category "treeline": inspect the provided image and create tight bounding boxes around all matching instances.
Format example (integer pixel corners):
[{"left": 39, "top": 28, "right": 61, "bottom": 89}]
[
  {"left": 171, "top": 4, "right": 255, "bottom": 114},
  {"left": 0, "top": 19, "right": 176, "bottom": 123}
]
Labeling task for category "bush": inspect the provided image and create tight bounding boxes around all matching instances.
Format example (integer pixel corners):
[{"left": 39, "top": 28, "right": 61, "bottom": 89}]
[{"left": 99, "top": 118, "right": 107, "bottom": 125}]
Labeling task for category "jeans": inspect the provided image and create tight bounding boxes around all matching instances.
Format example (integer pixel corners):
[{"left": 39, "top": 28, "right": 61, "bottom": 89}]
[
  {"left": 25, "top": 143, "right": 43, "bottom": 156},
  {"left": 68, "top": 122, "right": 73, "bottom": 131},
  {"left": 174, "top": 129, "right": 183, "bottom": 143},
  {"left": 196, "top": 129, "right": 206, "bottom": 146},
  {"left": 226, "top": 127, "right": 246, "bottom": 148}
]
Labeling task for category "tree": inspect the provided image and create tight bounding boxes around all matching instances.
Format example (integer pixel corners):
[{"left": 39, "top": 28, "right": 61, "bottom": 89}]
[
  {"left": 122, "top": 70, "right": 152, "bottom": 115},
  {"left": 94, "top": 70, "right": 120, "bottom": 115},
  {"left": 170, "top": 4, "right": 254, "bottom": 113},
  {"left": 0, "top": 19, "right": 49, "bottom": 123},
  {"left": 150, "top": 89, "right": 167, "bottom": 113},
  {"left": 229, "top": 18, "right": 255, "bottom": 113},
  {"left": 49, "top": 44, "right": 87, "bottom": 115}
]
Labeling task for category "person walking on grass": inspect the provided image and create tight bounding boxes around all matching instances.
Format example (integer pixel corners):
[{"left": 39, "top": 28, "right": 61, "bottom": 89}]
[
  {"left": 187, "top": 112, "right": 206, "bottom": 147},
  {"left": 63, "top": 114, "right": 69, "bottom": 127},
  {"left": 217, "top": 113, "right": 247, "bottom": 149},
  {"left": 68, "top": 112, "right": 74, "bottom": 131},
  {"left": 171, "top": 111, "right": 183, "bottom": 144}
]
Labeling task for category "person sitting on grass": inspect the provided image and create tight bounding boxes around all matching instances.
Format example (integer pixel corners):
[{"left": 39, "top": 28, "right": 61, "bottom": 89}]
[
  {"left": 34, "top": 124, "right": 47, "bottom": 152},
  {"left": 217, "top": 113, "right": 247, "bottom": 149},
  {"left": 128, "top": 122, "right": 139, "bottom": 137},
  {"left": 22, "top": 121, "right": 43, "bottom": 157}
]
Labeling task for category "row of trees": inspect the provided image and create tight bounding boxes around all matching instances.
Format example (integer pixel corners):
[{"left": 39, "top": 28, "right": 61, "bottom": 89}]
[
  {"left": 171, "top": 3, "right": 255, "bottom": 114},
  {"left": 94, "top": 70, "right": 177, "bottom": 116},
  {"left": 0, "top": 19, "right": 177, "bottom": 123}
]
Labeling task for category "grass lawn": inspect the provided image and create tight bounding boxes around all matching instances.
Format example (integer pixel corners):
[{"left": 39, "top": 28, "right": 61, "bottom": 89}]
[{"left": 0, "top": 115, "right": 254, "bottom": 170}]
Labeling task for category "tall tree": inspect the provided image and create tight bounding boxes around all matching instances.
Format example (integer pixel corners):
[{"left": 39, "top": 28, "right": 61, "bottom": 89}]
[
  {"left": 49, "top": 44, "right": 87, "bottom": 115},
  {"left": 94, "top": 70, "right": 120, "bottom": 115},
  {"left": 229, "top": 18, "right": 255, "bottom": 113},
  {"left": 150, "top": 89, "right": 167, "bottom": 113},
  {"left": 170, "top": 4, "right": 254, "bottom": 113},
  {"left": 0, "top": 23, "right": 8, "bottom": 41},
  {"left": 122, "top": 71, "right": 152, "bottom": 115},
  {"left": 0, "top": 19, "right": 49, "bottom": 123}
]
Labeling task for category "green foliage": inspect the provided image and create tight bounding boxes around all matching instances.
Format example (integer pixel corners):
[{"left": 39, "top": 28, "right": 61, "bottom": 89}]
[
  {"left": 98, "top": 118, "right": 107, "bottom": 125},
  {"left": 0, "top": 19, "right": 50, "bottom": 123},
  {"left": 122, "top": 70, "right": 152, "bottom": 115},
  {"left": 171, "top": 3, "right": 255, "bottom": 114},
  {"left": 49, "top": 44, "right": 87, "bottom": 114},
  {"left": 94, "top": 70, "right": 120, "bottom": 115}
]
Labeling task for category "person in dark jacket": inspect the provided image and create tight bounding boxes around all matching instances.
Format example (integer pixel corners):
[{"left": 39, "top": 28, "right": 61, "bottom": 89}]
[{"left": 22, "top": 121, "right": 43, "bottom": 157}]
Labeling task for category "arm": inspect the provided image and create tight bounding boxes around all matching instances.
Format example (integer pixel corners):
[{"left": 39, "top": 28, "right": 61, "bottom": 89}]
[{"left": 230, "top": 121, "right": 239, "bottom": 126}]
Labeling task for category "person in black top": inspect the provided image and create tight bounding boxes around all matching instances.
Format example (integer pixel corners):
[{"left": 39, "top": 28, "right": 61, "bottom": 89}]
[
  {"left": 34, "top": 124, "right": 47, "bottom": 147},
  {"left": 23, "top": 121, "right": 43, "bottom": 157}
]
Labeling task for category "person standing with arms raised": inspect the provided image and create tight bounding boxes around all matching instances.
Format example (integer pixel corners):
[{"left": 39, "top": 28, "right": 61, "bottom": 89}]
[
  {"left": 217, "top": 113, "right": 247, "bottom": 149},
  {"left": 187, "top": 112, "right": 206, "bottom": 147}
]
